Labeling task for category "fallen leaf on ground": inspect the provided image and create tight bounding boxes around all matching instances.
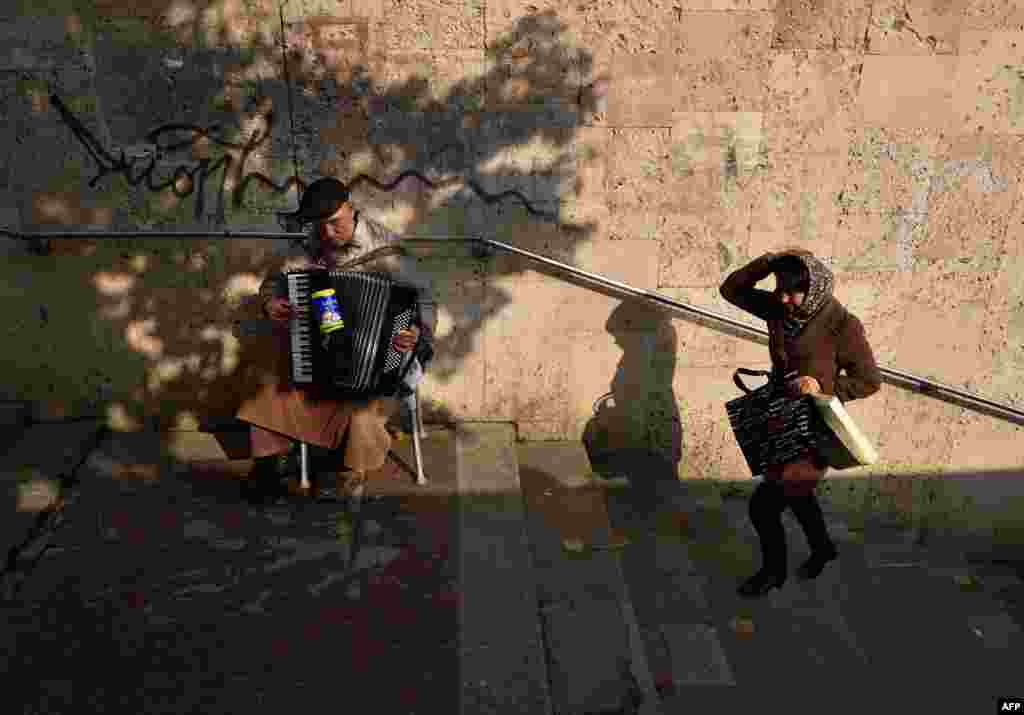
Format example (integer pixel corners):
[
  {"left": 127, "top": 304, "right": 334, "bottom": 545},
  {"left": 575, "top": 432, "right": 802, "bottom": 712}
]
[
  {"left": 730, "top": 617, "right": 755, "bottom": 638},
  {"left": 562, "top": 538, "right": 585, "bottom": 553},
  {"left": 16, "top": 479, "right": 60, "bottom": 512}
]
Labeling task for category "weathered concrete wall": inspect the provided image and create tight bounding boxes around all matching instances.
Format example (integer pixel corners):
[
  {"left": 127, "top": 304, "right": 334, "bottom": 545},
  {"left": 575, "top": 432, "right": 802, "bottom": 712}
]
[{"left": 1, "top": 1, "right": 1022, "bottom": 519}]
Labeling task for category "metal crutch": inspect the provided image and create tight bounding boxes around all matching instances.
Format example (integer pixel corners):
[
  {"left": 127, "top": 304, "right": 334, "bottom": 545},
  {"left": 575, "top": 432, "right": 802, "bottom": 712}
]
[
  {"left": 410, "top": 386, "right": 427, "bottom": 486},
  {"left": 299, "top": 442, "right": 311, "bottom": 492}
]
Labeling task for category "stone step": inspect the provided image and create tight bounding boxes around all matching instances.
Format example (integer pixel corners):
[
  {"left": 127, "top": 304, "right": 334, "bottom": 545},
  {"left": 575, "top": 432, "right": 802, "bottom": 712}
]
[
  {"left": 456, "top": 423, "right": 554, "bottom": 715},
  {"left": 160, "top": 427, "right": 459, "bottom": 498},
  {"left": 839, "top": 558, "right": 1024, "bottom": 691},
  {"left": 516, "top": 441, "right": 595, "bottom": 490},
  {"left": 149, "top": 425, "right": 556, "bottom": 713},
  {"left": 159, "top": 425, "right": 454, "bottom": 464},
  {"left": 5, "top": 424, "right": 465, "bottom": 712},
  {"left": 375, "top": 428, "right": 459, "bottom": 496},
  {"left": 516, "top": 441, "right": 657, "bottom": 714}
]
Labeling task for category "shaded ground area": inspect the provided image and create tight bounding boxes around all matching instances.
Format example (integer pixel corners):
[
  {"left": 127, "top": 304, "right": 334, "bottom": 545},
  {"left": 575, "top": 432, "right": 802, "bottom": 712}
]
[
  {"left": 2, "top": 430, "right": 1023, "bottom": 714},
  {"left": 3, "top": 438, "right": 461, "bottom": 715},
  {"left": 588, "top": 449, "right": 1024, "bottom": 708}
]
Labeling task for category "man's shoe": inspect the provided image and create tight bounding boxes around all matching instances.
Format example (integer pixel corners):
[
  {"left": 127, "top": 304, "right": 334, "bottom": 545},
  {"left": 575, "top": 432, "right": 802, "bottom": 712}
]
[
  {"left": 314, "top": 470, "right": 366, "bottom": 504},
  {"left": 313, "top": 482, "right": 343, "bottom": 503},
  {"left": 342, "top": 471, "right": 369, "bottom": 514},
  {"left": 243, "top": 456, "right": 291, "bottom": 505},
  {"left": 737, "top": 569, "right": 786, "bottom": 598},
  {"left": 796, "top": 546, "right": 838, "bottom": 581}
]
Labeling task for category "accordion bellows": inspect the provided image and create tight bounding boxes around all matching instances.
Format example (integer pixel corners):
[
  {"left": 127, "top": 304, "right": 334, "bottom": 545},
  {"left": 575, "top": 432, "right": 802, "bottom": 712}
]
[{"left": 725, "top": 369, "right": 879, "bottom": 477}]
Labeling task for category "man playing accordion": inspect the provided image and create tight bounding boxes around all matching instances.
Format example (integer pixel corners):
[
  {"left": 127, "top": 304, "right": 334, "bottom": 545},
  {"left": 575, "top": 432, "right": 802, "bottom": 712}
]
[
  {"left": 235, "top": 177, "right": 436, "bottom": 504},
  {"left": 720, "top": 250, "right": 881, "bottom": 598}
]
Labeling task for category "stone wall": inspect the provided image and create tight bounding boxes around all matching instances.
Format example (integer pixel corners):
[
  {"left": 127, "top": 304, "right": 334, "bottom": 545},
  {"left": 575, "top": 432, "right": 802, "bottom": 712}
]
[{"left": 1, "top": 0, "right": 1022, "bottom": 493}]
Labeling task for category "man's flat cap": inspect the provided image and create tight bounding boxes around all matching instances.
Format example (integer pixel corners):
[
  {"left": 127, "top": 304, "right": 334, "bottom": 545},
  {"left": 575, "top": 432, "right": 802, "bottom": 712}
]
[{"left": 280, "top": 177, "right": 351, "bottom": 223}]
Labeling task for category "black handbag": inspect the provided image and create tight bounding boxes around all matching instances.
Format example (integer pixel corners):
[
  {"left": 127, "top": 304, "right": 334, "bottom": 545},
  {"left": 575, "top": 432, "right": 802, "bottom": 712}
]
[{"left": 724, "top": 368, "right": 827, "bottom": 477}]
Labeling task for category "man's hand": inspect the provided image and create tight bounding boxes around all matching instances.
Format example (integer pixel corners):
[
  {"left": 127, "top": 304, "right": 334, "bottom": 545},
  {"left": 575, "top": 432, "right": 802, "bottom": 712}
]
[
  {"left": 265, "top": 298, "right": 295, "bottom": 322},
  {"left": 392, "top": 324, "right": 420, "bottom": 353},
  {"left": 786, "top": 375, "right": 821, "bottom": 397}
]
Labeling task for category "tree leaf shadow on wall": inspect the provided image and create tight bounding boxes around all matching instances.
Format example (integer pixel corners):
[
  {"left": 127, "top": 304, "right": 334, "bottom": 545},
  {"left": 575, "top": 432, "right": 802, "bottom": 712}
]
[{"left": 18, "top": 9, "right": 608, "bottom": 437}]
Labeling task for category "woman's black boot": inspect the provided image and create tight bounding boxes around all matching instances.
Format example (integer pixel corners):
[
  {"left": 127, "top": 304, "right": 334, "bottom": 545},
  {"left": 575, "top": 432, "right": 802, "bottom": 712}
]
[
  {"left": 796, "top": 543, "right": 839, "bottom": 580},
  {"left": 737, "top": 568, "right": 787, "bottom": 598},
  {"left": 788, "top": 494, "right": 838, "bottom": 580},
  {"left": 739, "top": 481, "right": 789, "bottom": 598}
]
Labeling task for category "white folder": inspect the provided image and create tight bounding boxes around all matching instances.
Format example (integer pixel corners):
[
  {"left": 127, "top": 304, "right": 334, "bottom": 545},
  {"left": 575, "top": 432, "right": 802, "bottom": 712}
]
[{"left": 811, "top": 394, "right": 879, "bottom": 470}]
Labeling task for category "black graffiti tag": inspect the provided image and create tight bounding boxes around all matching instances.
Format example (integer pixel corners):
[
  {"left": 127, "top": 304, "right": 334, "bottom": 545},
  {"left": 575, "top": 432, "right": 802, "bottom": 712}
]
[
  {"left": 50, "top": 93, "right": 300, "bottom": 224},
  {"left": 50, "top": 92, "right": 556, "bottom": 225}
]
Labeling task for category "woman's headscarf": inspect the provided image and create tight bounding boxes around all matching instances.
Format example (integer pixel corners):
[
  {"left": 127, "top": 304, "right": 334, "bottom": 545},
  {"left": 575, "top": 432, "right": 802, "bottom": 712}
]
[{"left": 768, "top": 249, "right": 835, "bottom": 374}]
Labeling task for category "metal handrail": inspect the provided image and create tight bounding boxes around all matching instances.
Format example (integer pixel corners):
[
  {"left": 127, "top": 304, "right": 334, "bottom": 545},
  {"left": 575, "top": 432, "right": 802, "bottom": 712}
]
[
  {"left": 4, "top": 228, "right": 1023, "bottom": 426},
  {"left": 1, "top": 230, "right": 309, "bottom": 240}
]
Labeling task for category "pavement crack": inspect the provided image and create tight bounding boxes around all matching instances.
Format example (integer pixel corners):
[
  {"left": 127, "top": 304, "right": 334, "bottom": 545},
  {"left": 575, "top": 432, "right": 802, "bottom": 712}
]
[
  {"left": 1, "top": 426, "right": 108, "bottom": 603},
  {"left": 521, "top": 498, "right": 558, "bottom": 715}
]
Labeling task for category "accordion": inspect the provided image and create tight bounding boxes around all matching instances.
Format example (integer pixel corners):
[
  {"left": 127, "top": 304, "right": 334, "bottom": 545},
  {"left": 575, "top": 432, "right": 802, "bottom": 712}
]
[
  {"left": 725, "top": 368, "right": 826, "bottom": 477},
  {"left": 286, "top": 270, "right": 420, "bottom": 397}
]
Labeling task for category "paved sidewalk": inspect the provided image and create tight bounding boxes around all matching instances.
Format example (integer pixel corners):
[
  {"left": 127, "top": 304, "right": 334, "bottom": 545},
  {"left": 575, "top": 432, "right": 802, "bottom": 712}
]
[
  {"left": 3, "top": 430, "right": 1023, "bottom": 714},
  {"left": 590, "top": 450, "right": 1024, "bottom": 712},
  {"left": 2, "top": 430, "right": 462, "bottom": 715}
]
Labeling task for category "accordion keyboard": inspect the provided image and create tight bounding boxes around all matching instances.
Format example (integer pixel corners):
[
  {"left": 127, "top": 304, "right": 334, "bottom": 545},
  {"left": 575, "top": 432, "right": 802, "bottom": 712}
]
[{"left": 286, "top": 272, "right": 314, "bottom": 383}]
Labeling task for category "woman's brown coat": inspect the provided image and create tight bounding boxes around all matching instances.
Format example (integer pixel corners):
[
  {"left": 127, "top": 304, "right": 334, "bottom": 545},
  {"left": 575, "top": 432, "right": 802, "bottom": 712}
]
[{"left": 719, "top": 250, "right": 882, "bottom": 494}]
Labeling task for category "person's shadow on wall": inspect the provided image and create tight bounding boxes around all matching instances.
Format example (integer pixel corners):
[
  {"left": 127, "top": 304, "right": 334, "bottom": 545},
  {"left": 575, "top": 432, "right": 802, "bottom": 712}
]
[{"left": 582, "top": 299, "right": 683, "bottom": 529}]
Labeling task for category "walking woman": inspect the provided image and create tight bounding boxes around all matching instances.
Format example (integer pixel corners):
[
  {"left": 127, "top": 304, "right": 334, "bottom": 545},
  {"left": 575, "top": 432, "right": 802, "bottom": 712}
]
[{"left": 719, "top": 249, "right": 882, "bottom": 597}]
